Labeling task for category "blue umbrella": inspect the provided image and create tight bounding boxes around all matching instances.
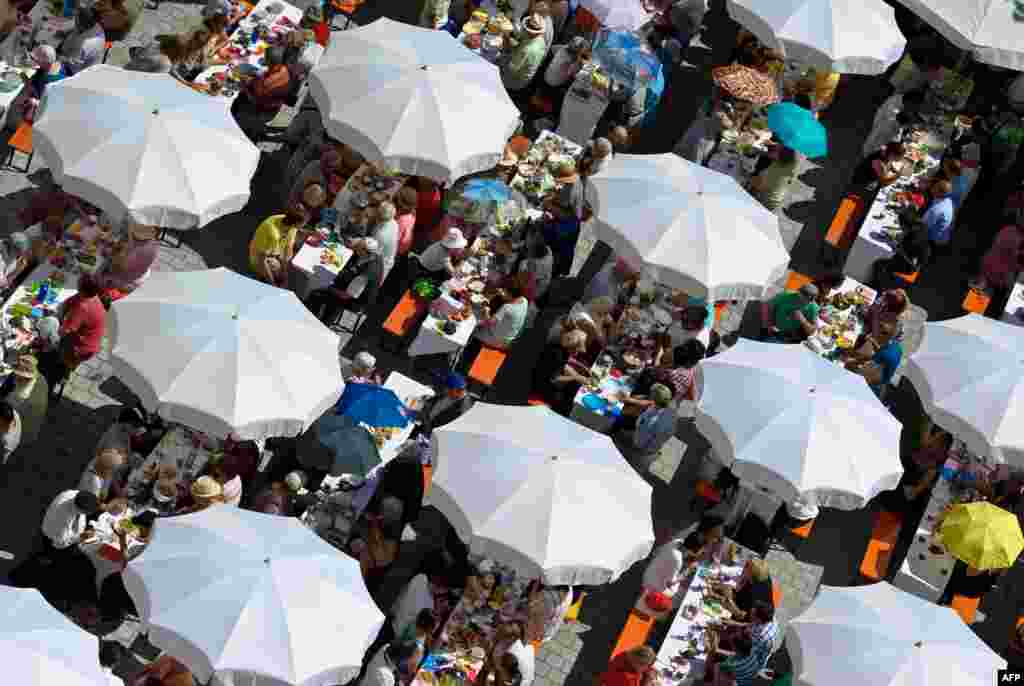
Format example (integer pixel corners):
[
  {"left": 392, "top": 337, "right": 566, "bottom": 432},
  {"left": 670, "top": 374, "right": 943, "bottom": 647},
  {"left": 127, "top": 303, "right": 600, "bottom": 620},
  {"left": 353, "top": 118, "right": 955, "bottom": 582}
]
[
  {"left": 335, "top": 382, "right": 410, "bottom": 428},
  {"left": 592, "top": 29, "right": 662, "bottom": 90},
  {"left": 297, "top": 414, "right": 381, "bottom": 477},
  {"left": 766, "top": 102, "right": 828, "bottom": 158},
  {"left": 462, "top": 178, "right": 513, "bottom": 204}
]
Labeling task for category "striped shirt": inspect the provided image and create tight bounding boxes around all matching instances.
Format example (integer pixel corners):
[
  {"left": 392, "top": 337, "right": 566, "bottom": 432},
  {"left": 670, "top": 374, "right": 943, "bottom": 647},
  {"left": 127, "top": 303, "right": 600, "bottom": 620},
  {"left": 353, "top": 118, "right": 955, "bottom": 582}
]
[{"left": 724, "top": 620, "right": 778, "bottom": 685}]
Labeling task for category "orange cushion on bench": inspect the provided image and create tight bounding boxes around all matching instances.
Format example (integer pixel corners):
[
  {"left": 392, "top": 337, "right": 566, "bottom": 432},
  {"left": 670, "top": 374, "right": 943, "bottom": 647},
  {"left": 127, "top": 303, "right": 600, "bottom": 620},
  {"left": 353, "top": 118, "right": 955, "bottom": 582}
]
[
  {"left": 469, "top": 347, "right": 507, "bottom": 386},
  {"left": 893, "top": 270, "right": 918, "bottom": 284},
  {"left": 8, "top": 122, "right": 32, "bottom": 155},
  {"left": 790, "top": 518, "right": 815, "bottom": 539},
  {"left": 383, "top": 290, "right": 428, "bottom": 337},
  {"left": 610, "top": 609, "right": 654, "bottom": 660},
  {"left": 951, "top": 594, "right": 980, "bottom": 624},
  {"left": 785, "top": 271, "right": 813, "bottom": 292},
  {"left": 860, "top": 510, "right": 903, "bottom": 581},
  {"left": 962, "top": 289, "right": 990, "bottom": 314},
  {"left": 825, "top": 195, "right": 864, "bottom": 247}
]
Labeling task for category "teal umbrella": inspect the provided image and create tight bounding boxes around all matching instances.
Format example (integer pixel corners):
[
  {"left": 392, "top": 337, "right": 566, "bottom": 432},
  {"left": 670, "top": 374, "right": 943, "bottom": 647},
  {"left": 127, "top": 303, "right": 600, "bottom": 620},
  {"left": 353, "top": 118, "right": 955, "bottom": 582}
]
[{"left": 766, "top": 102, "right": 828, "bottom": 158}]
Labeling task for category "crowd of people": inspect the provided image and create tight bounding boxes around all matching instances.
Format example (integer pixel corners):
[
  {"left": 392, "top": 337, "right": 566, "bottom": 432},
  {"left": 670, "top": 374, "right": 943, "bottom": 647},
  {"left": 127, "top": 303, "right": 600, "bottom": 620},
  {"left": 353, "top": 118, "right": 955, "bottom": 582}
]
[{"left": 4, "top": 0, "right": 1024, "bottom": 685}]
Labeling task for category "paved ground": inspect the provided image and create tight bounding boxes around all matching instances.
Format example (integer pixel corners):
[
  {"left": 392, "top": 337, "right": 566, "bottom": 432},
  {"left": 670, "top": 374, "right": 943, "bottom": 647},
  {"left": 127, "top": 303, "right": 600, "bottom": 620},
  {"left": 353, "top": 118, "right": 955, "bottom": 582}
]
[{"left": 0, "top": 1, "right": 1017, "bottom": 685}]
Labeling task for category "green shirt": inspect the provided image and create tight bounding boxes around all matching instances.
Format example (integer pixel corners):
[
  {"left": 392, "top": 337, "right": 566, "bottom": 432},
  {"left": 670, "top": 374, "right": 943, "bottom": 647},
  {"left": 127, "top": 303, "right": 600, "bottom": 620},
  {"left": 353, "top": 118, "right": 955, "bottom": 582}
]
[
  {"left": 501, "top": 34, "right": 547, "bottom": 92},
  {"left": 771, "top": 291, "right": 818, "bottom": 333},
  {"left": 753, "top": 157, "right": 800, "bottom": 211}
]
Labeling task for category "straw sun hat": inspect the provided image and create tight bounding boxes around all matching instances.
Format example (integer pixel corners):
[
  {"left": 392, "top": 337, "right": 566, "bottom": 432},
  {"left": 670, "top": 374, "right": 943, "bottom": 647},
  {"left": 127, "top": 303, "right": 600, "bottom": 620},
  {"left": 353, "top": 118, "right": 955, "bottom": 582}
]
[{"left": 191, "top": 475, "right": 223, "bottom": 500}]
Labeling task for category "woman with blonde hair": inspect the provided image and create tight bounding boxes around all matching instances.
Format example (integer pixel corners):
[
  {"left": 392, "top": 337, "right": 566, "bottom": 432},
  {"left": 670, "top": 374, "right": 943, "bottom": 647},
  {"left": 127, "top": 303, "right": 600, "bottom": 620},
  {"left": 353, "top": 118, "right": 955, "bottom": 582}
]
[
  {"left": 177, "top": 475, "right": 224, "bottom": 514},
  {"left": 707, "top": 558, "right": 774, "bottom": 621},
  {"left": 395, "top": 186, "right": 418, "bottom": 257},
  {"left": 549, "top": 296, "right": 617, "bottom": 348}
]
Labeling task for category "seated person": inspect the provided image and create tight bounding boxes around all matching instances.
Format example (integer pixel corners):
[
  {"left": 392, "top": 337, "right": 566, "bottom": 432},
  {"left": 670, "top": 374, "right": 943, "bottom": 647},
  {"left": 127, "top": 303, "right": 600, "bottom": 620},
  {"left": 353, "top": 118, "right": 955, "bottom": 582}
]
[
  {"left": 919, "top": 177, "right": 955, "bottom": 253},
  {"left": 94, "top": 0, "right": 142, "bottom": 42},
  {"left": 418, "top": 227, "right": 468, "bottom": 277},
  {"left": 579, "top": 137, "right": 612, "bottom": 178},
  {"left": 682, "top": 515, "right": 726, "bottom": 563},
  {"left": 582, "top": 257, "right": 639, "bottom": 302},
  {"left": 352, "top": 500, "right": 403, "bottom": 591},
  {"left": 543, "top": 36, "right": 589, "bottom": 89},
  {"left": 878, "top": 464, "right": 939, "bottom": 515},
  {"left": 230, "top": 45, "right": 292, "bottom": 141},
  {"left": 124, "top": 42, "right": 175, "bottom": 73},
  {"left": 655, "top": 339, "right": 704, "bottom": 402},
  {"left": 58, "top": 7, "right": 106, "bottom": 75},
  {"left": 475, "top": 282, "right": 529, "bottom": 350},
  {"left": 518, "top": 233, "right": 554, "bottom": 301},
  {"left": 843, "top": 321, "right": 902, "bottom": 395},
  {"left": 872, "top": 223, "right": 930, "bottom": 289},
  {"left": 6, "top": 46, "right": 66, "bottom": 130},
  {"left": 283, "top": 28, "right": 324, "bottom": 79},
  {"left": 766, "top": 283, "right": 819, "bottom": 342},
  {"left": 100, "top": 222, "right": 160, "bottom": 292},
  {"left": 549, "top": 296, "right": 617, "bottom": 349},
  {"left": 632, "top": 383, "right": 676, "bottom": 458},
  {"left": 851, "top": 141, "right": 907, "bottom": 189},
  {"left": 0, "top": 232, "right": 33, "bottom": 289},
  {"left": 864, "top": 288, "right": 909, "bottom": 339},
  {"left": 532, "top": 329, "right": 590, "bottom": 415},
  {"left": 17, "top": 189, "right": 81, "bottom": 230},
  {"left": 249, "top": 471, "right": 307, "bottom": 516},
  {"left": 249, "top": 205, "right": 309, "bottom": 286},
  {"left": 707, "top": 558, "right": 773, "bottom": 621},
  {"left": 749, "top": 144, "right": 800, "bottom": 212},
  {"left": 97, "top": 509, "right": 155, "bottom": 622},
  {"left": 599, "top": 646, "right": 657, "bottom": 686},
  {"left": 306, "top": 237, "right": 383, "bottom": 323},
  {"left": 343, "top": 351, "right": 381, "bottom": 385},
  {"left": 419, "top": 372, "right": 474, "bottom": 433},
  {"left": 288, "top": 148, "right": 343, "bottom": 208}
]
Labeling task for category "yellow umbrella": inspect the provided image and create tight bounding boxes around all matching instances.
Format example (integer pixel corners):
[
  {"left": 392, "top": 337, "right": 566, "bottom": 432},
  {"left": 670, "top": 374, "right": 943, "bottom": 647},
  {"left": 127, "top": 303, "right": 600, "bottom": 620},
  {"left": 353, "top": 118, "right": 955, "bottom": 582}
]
[{"left": 939, "top": 501, "right": 1024, "bottom": 570}]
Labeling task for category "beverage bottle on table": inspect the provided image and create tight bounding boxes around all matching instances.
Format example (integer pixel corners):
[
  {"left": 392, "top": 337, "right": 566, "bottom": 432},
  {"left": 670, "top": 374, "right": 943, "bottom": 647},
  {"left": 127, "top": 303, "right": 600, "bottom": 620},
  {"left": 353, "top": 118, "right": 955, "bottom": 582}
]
[{"left": 37, "top": 280, "right": 49, "bottom": 304}]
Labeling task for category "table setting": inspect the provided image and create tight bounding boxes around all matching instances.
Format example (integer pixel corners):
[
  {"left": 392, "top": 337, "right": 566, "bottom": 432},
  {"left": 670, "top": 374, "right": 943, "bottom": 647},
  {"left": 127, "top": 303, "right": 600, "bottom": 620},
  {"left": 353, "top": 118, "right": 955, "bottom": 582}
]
[
  {"left": 122, "top": 425, "right": 224, "bottom": 509},
  {"left": 78, "top": 507, "right": 147, "bottom": 594},
  {"left": 803, "top": 279, "right": 877, "bottom": 361},
  {"left": 332, "top": 162, "right": 410, "bottom": 219},
  {"left": 508, "top": 130, "right": 583, "bottom": 205},
  {"left": 655, "top": 541, "right": 753, "bottom": 686},
  {"left": 290, "top": 210, "right": 355, "bottom": 299}
]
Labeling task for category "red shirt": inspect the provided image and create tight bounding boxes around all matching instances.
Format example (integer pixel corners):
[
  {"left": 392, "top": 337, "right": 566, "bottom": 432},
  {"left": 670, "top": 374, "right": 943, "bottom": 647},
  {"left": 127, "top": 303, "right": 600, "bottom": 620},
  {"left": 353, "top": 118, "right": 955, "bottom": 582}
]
[
  {"left": 416, "top": 188, "right": 442, "bottom": 237},
  {"left": 600, "top": 653, "right": 651, "bottom": 686},
  {"left": 60, "top": 293, "right": 106, "bottom": 358}
]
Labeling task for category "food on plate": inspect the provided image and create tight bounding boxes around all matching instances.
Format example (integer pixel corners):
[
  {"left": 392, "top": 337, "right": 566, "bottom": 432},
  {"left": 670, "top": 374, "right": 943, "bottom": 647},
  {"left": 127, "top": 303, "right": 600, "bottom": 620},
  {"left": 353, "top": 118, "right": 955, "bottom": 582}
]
[
  {"left": 471, "top": 8, "right": 489, "bottom": 22},
  {"left": 463, "top": 20, "right": 484, "bottom": 34},
  {"left": 467, "top": 280, "right": 485, "bottom": 293}
]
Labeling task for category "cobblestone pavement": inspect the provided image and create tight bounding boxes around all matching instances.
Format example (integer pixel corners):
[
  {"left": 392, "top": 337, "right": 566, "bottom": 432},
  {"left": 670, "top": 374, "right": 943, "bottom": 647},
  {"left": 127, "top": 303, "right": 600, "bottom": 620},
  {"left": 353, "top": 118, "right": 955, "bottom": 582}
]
[{"left": 0, "top": 1, "right": 1014, "bottom": 685}]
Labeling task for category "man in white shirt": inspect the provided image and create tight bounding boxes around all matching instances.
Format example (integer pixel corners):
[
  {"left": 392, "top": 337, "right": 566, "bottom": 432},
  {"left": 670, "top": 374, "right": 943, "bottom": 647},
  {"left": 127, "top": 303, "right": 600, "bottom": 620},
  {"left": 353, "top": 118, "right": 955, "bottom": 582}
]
[
  {"left": 371, "top": 201, "right": 400, "bottom": 285},
  {"left": 79, "top": 448, "right": 127, "bottom": 504},
  {"left": 41, "top": 489, "right": 101, "bottom": 551},
  {"left": 0, "top": 400, "right": 20, "bottom": 464}
]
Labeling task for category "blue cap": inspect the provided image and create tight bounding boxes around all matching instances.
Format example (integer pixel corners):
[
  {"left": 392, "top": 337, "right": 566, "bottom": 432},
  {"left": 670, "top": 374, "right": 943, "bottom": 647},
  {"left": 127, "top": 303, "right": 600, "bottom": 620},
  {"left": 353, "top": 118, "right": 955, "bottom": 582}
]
[{"left": 445, "top": 372, "right": 467, "bottom": 390}]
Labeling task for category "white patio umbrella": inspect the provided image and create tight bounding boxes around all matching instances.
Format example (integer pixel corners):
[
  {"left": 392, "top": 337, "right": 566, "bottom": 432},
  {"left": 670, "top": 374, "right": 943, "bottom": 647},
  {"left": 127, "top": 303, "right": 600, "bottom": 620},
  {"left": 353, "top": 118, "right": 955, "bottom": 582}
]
[
  {"left": 891, "top": 0, "right": 1024, "bottom": 70},
  {"left": 578, "top": 0, "right": 652, "bottom": 30},
  {"left": 585, "top": 153, "right": 788, "bottom": 300},
  {"left": 695, "top": 339, "right": 902, "bottom": 509},
  {"left": 123, "top": 507, "right": 385, "bottom": 686},
  {"left": 34, "top": 65, "right": 259, "bottom": 229},
  {"left": 905, "top": 314, "right": 1024, "bottom": 466},
  {"left": 0, "top": 587, "right": 109, "bottom": 686},
  {"left": 431, "top": 403, "right": 654, "bottom": 585},
  {"left": 308, "top": 18, "right": 520, "bottom": 183},
  {"left": 109, "top": 268, "right": 343, "bottom": 441},
  {"left": 727, "top": 0, "right": 905, "bottom": 75},
  {"left": 788, "top": 583, "right": 1005, "bottom": 686}
]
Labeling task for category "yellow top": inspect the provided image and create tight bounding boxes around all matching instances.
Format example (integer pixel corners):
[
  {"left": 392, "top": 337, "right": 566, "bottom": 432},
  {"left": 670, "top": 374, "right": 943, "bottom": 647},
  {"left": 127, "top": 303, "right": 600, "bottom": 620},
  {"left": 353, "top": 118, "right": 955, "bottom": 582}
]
[
  {"left": 249, "top": 215, "right": 298, "bottom": 271},
  {"left": 814, "top": 70, "right": 841, "bottom": 109}
]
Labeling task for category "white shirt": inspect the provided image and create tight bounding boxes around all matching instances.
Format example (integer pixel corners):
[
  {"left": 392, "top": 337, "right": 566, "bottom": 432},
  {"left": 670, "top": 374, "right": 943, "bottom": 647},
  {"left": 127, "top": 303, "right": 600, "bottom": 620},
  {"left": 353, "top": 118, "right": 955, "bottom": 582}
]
[
  {"left": 78, "top": 457, "right": 112, "bottom": 501},
  {"left": 372, "top": 219, "right": 399, "bottom": 282},
  {"left": 506, "top": 640, "right": 536, "bottom": 686},
  {"left": 1, "top": 410, "right": 21, "bottom": 463},
  {"left": 42, "top": 489, "right": 87, "bottom": 549},
  {"left": 390, "top": 574, "right": 433, "bottom": 637},
  {"left": 641, "top": 540, "right": 685, "bottom": 595},
  {"left": 418, "top": 240, "right": 452, "bottom": 273}
]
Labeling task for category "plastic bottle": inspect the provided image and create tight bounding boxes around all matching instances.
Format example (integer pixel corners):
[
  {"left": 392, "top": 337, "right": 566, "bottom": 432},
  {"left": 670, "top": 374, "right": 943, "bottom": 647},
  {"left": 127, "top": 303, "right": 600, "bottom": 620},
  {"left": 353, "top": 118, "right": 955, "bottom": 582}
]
[{"left": 62, "top": 0, "right": 74, "bottom": 18}]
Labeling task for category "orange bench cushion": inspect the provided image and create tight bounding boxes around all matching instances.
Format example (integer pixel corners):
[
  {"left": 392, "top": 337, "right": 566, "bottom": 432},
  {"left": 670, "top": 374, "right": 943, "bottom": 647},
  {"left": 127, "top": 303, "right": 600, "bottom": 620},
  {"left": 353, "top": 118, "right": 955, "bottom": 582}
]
[
  {"left": 771, "top": 581, "right": 782, "bottom": 608},
  {"left": 422, "top": 464, "right": 433, "bottom": 497},
  {"left": 951, "top": 594, "right": 980, "bottom": 624},
  {"left": 469, "top": 347, "right": 507, "bottom": 386},
  {"left": 893, "top": 270, "right": 918, "bottom": 284},
  {"left": 8, "top": 122, "right": 32, "bottom": 155},
  {"left": 825, "top": 195, "right": 864, "bottom": 247},
  {"left": 860, "top": 510, "right": 903, "bottom": 581},
  {"left": 784, "top": 271, "right": 813, "bottom": 292},
  {"left": 610, "top": 609, "right": 654, "bottom": 660},
  {"left": 962, "top": 289, "right": 990, "bottom": 314},
  {"left": 790, "top": 518, "right": 815, "bottom": 539},
  {"left": 383, "top": 290, "right": 428, "bottom": 337}
]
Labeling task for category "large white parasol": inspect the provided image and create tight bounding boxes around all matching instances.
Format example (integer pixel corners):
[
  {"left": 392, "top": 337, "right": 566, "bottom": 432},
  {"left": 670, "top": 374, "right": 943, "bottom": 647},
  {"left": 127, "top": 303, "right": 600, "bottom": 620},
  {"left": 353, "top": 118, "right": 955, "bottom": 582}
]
[
  {"left": 123, "top": 507, "right": 385, "bottom": 686},
  {"left": 308, "top": 18, "right": 520, "bottom": 183},
  {"left": 109, "top": 268, "right": 343, "bottom": 441},
  {"left": 34, "top": 65, "right": 259, "bottom": 229},
  {"left": 696, "top": 339, "right": 902, "bottom": 508},
  {"left": 585, "top": 153, "right": 789, "bottom": 301},
  {"left": 430, "top": 402, "right": 654, "bottom": 585}
]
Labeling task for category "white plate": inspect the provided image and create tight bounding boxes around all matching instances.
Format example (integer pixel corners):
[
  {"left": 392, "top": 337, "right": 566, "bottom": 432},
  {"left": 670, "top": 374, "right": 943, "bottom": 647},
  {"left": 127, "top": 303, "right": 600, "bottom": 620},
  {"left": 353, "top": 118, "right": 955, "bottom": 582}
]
[{"left": 468, "top": 280, "right": 485, "bottom": 293}]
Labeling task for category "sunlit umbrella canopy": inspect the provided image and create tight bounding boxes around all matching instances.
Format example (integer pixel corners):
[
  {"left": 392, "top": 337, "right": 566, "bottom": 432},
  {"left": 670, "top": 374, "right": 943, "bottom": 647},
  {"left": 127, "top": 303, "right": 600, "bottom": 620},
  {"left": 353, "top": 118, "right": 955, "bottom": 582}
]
[
  {"left": 890, "top": 0, "right": 1024, "bottom": 70},
  {"left": 767, "top": 102, "right": 828, "bottom": 157},
  {"left": 727, "top": 0, "right": 905, "bottom": 74},
  {"left": 939, "top": 501, "right": 1024, "bottom": 570}
]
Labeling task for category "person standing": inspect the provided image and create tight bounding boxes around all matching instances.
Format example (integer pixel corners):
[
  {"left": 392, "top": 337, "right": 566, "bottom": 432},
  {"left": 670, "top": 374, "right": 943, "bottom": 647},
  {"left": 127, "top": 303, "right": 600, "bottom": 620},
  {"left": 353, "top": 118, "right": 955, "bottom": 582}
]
[
  {"left": 920, "top": 178, "right": 955, "bottom": 258},
  {"left": 500, "top": 15, "right": 548, "bottom": 95},
  {"left": 249, "top": 205, "right": 309, "bottom": 287},
  {"left": 0, "top": 399, "right": 20, "bottom": 464},
  {"left": 40, "top": 273, "right": 107, "bottom": 392},
  {"left": 749, "top": 145, "right": 800, "bottom": 212},
  {"left": 370, "top": 201, "right": 400, "bottom": 285},
  {"left": 632, "top": 383, "right": 677, "bottom": 459},
  {"left": 4, "top": 355, "right": 48, "bottom": 447},
  {"left": 58, "top": 7, "right": 106, "bottom": 75}
]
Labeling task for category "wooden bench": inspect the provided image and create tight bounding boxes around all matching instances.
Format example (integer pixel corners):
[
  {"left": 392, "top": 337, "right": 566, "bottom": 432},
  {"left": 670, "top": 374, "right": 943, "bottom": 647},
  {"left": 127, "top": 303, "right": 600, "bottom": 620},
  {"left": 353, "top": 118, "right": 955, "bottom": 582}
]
[
  {"left": 5, "top": 122, "right": 33, "bottom": 173},
  {"left": 859, "top": 510, "right": 903, "bottom": 581},
  {"left": 610, "top": 609, "right": 654, "bottom": 659},
  {"left": 951, "top": 594, "right": 980, "bottom": 624},
  {"left": 825, "top": 194, "right": 865, "bottom": 249},
  {"left": 790, "top": 518, "right": 816, "bottom": 539},
  {"left": 962, "top": 289, "right": 991, "bottom": 314},
  {"left": 383, "top": 290, "right": 429, "bottom": 339},
  {"left": 468, "top": 346, "right": 507, "bottom": 387}
]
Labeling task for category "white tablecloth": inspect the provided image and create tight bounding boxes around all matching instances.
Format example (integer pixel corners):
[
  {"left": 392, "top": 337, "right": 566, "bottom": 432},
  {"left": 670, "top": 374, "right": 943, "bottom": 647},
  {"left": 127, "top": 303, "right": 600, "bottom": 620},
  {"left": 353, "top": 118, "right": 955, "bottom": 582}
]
[
  {"left": 124, "top": 425, "right": 222, "bottom": 497},
  {"left": 407, "top": 310, "right": 477, "bottom": 358},
  {"left": 78, "top": 509, "right": 141, "bottom": 595},
  {"left": 655, "top": 549, "right": 750, "bottom": 686},
  {"left": 290, "top": 240, "right": 353, "bottom": 299}
]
